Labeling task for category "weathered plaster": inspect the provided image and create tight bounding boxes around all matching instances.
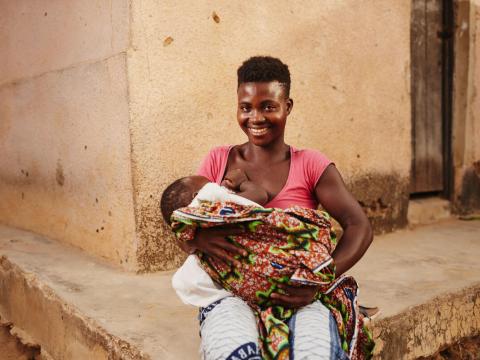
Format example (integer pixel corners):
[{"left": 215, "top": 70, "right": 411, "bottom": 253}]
[
  {"left": 135, "top": 201, "right": 186, "bottom": 272},
  {"left": 347, "top": 173, "right": 410, "bottom": 234},
  {"left": 372, "top": 285, "right": 480, "bottom": 359},
  {"left": 0, "top": 54, "right": 138, "bottom": 269},
  {"left": 127, "top": 1, "right": 412, "bottom": 270},
  {"left": 452, "top": 0, "right": 480, "bottom": 213},
  {"left": 0, "top": 0, "right": 129, "bottom": 86}
]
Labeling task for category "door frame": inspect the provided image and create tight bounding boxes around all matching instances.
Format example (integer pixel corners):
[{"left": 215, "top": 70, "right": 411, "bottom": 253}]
[
  {"left": 410, "top": 0, "right": 455, "bottom": 198},
  {"left": 441, "top": 0, "right": 454, "bottom": 199}
]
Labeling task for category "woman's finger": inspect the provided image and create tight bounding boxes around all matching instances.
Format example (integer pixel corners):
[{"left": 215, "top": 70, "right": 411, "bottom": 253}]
[
  {"left": 216, "top": 240, "right": 248, "bottom": 257},
  {"left": 277, "top": 283, "right": 318, "bottom": 297},
  {"left": 270, "top": 293, "right": 302, "bottom": 308},
  {"left": 212, "top": 226, "right": 246, "bottom": 236},
  {"left": 272, "top": 284, "right": 318, "bottom": 308},
  {"left": 210, "top": 248, "right": 242, "bottom": 267}
]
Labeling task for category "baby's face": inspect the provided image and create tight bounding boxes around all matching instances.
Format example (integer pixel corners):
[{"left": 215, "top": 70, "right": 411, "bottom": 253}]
[{"left": 183, "top": 175, "right": 210, "bottom": 199}]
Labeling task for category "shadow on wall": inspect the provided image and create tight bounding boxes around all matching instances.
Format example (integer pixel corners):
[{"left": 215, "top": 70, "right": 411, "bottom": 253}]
[
  {"left": 347, "top": 172, "right": 410, "bottom": 234},
  {"left": 456, "top": 161, "right": 480, "bottom": 214}
]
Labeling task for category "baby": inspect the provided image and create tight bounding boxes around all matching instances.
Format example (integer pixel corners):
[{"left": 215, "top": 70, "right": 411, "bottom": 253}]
[
  {"left": 161, "top": 170, "right": 374, "bottom": 360},
  {"left": 160, "top": 169, "right": 269, "bottom": 225}
]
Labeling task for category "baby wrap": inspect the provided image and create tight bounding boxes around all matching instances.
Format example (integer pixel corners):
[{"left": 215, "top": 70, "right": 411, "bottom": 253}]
[{"left": 172, "top": 200, "right": 373, "bottom": 359}]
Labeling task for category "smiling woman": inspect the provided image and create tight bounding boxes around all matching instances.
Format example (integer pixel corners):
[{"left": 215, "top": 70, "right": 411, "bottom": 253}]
[
  {"left": 237, "top": 81, "right": 292, "bottom": 147},
  {"left": 174, "top": 56, "right": 373, "bottom": 359}
]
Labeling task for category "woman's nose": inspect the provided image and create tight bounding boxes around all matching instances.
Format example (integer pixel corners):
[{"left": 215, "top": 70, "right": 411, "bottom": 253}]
[{"left": 251, "top": 110, "right": 265, "bottom": 123}]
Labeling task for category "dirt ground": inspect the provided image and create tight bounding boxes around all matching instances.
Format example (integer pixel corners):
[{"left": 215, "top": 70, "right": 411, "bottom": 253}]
[{"left": 418, "top": 335, "right": 480, "bottom": 360}]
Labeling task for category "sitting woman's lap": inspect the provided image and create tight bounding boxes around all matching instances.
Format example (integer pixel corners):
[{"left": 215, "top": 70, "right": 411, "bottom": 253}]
[{"left": 199, "top": 297, "right": 348, "bottom": 360}]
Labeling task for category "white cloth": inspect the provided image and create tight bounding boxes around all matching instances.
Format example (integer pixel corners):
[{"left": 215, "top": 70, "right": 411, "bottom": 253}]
[
  {"left": 198, "top": 297, "right": 347, "bottom": 360},
  {"left": 171, "top": 182, "right": 261, "bottom": 307},
  {"left": 199, "top": 297, "right": 262, "bottom": 360}
]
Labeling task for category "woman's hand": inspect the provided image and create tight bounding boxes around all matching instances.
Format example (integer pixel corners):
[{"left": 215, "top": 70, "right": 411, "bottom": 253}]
[
  {"left": 187, "top": 226, "right": 248, "bottom": 266},
  {"left": 270, "top": 283, "right": 319, "bottom": 308}
]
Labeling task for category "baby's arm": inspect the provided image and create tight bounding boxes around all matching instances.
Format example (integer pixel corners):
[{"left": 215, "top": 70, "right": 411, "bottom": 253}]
[{"left": 222, "top": 169, "right": 269, "bottom": 205}]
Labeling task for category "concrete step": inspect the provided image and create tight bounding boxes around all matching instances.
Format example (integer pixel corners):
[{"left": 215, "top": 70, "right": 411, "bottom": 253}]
[
  {"left": 0, "top": 220, "right": 479, "bottom": 359},
  {"left": 407, "top": 197, "right": 451, "bottom": 226}
]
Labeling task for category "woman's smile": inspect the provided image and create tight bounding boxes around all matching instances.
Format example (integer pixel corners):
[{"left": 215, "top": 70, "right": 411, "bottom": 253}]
[
  {"left": 248, "top": 127, "right": 270, "bottom": 136},
  {"left": 237, "top": 82, "right": 293, "bottom": 147}
]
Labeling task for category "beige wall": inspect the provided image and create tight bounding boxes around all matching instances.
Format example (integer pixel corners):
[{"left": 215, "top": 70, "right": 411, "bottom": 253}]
[
  {"left": 0, "top": 0, "right": 138, "bottom": 269},
  {"left": 127, "top": 1, "right": 412, "bottom": 271},
  {"left": 467, "top": 1, "right": 480, "bottom": 162},
  {"left": 453, "top": 0, "right": 480, "bottom": 213},
  {"left": 0, "top": 0, "right": 129, "bottom": 86},
  {"left": 1, "top": 1, "right": 418, "bottom": 271}
]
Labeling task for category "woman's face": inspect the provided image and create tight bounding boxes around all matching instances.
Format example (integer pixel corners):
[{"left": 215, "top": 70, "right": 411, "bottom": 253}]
[{"left": 237, "top": 81, "right": 293, "bottom": 147}]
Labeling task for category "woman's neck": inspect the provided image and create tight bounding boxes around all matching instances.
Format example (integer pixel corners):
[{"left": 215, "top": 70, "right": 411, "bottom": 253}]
[{"left": 241, "top": 140, "right": 290, "bottom": 164}]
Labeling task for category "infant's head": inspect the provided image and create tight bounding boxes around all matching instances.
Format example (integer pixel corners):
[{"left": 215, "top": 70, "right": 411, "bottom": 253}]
[{"left": 160, "top": 175, "right": 209, "bottom": 224}]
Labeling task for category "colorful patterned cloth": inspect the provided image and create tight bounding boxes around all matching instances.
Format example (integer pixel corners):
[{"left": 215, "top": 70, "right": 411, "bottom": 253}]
[{"left": 172, "top": 201, "right": 374, "bottom": 359}]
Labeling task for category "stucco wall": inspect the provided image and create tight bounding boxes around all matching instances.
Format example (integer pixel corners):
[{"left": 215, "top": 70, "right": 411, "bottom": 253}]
[
  {"left": 0, "top": 0, "right": 129, "bottom": 86},
  {"left": 472, "top": 3, "right": 480, "bottom": 161},
  {"left": 0, "top": 0, "right": 138, "bottom": 269},
  {"left": 127, "top": 1, "right": 412, "bottom": 271},
  {"left": 453, "top": 0, "right": 480, "bottom": 213}
]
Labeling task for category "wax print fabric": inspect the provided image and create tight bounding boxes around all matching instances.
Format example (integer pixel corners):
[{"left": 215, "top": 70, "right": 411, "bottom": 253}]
[{"left": 171, "top": 201, "right": 374, "bottom": 360}]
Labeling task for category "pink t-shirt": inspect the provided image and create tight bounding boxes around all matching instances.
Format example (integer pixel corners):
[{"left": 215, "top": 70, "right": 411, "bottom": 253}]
[{"left": 197, "top": 145, "right": 332, "bottom": 209}]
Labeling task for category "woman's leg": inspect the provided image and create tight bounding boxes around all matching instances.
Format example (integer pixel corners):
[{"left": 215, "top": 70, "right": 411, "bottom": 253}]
[
  {"left": 289, "top": 301, "right": 349, "bottom": 360},
  {"left": 199, "top": 297, "right": 262, "bottom": 360}
]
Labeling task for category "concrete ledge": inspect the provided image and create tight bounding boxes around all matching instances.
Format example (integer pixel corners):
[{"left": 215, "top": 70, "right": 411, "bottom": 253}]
[
  {"left": 0, "top": 220, "right": 479, "bottom": 359},
  {"left": 371, "top": 284, "right": 480, "bottom": 359},
  {"left": 0, "top": 256, "right": 145, "bottom": 359},
  {"left": 0, "top": 226, "right": 199, "bottom": 359}
]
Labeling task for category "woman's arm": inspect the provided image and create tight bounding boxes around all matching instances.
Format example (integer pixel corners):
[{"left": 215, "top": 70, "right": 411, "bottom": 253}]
[
  {"left": 314, "top": 164, "right": 373, "bottom": 275},
  {"left": 270, "top": 164, "right": 372, "bottom": 308}
]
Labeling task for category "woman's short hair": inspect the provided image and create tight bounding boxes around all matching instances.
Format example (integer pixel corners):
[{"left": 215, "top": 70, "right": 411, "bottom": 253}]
[{"left": 237, "top": 56, "right": 291, "bottom": 97}]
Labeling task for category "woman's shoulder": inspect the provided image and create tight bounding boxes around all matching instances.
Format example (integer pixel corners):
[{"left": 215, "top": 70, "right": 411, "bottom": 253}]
[
  {"left": 205, "top": 145, "right": 233, "bottom": 157},
  {"left": 197, "top": 145, "right": 233, "bottom": 182},
  {"left": 290, "top": 147, "right": 333, "bottom": 189},
  {"left": 291, "top": 146, "right": 331, "bottom": 164}
]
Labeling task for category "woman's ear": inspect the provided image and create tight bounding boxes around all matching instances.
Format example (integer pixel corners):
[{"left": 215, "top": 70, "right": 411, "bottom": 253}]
[{"left": 286, "top": 98, "right": 294, "bottom": 115}]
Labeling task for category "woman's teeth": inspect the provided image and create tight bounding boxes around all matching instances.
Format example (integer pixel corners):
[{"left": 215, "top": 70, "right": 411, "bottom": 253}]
[{"left": 249, "top": 128, "right": 269, "bottom": 136}]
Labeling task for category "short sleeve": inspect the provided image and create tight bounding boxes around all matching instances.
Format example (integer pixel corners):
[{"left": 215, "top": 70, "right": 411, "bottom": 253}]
[
  {"left": 303, "top": 150, "right": 333, "bottom": 190},
  {"left": 196, "top": 146, "right": 230, "bottom": 183}
]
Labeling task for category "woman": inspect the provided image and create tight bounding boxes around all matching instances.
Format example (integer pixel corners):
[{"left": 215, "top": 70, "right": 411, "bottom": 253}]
[{"left": 181, "top": 56, "right": 373, "bottom": 359}]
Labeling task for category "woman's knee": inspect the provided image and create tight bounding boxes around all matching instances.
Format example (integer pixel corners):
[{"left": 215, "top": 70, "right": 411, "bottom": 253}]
[
  {"left": 199, "top": 297, "right": 261, "bottom": 360},
  {"left": 289, "top": 301, "right": 348, "bottom": 360}
]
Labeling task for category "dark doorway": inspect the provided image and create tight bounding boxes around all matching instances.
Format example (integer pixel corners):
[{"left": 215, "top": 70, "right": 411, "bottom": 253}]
[{"left": 410, "top": 0, "right": 454, "bottom": 197}]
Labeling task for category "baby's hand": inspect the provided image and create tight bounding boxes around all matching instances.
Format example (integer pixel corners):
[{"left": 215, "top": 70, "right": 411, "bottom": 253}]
[{"left": 221, "top": 169, "right": 249, "bottom": 190}]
